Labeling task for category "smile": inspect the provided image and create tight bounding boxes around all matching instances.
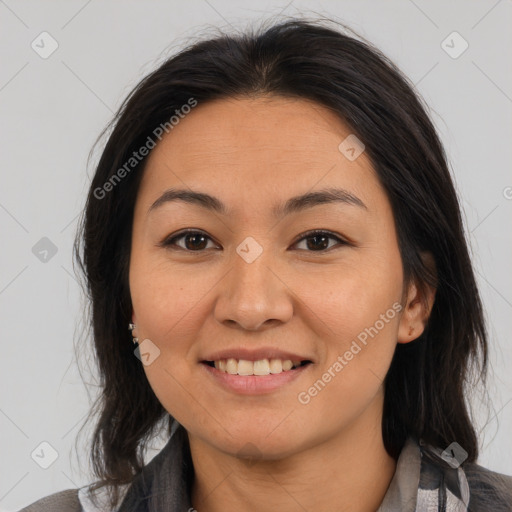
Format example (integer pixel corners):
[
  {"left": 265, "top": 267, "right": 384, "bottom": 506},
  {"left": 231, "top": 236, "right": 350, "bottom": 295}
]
[
  {"left": 203, "top": 358, "right": 312, "bottom": 375},
  {"left": 200, "top": 359, "right": 313, "bottom": 395}
]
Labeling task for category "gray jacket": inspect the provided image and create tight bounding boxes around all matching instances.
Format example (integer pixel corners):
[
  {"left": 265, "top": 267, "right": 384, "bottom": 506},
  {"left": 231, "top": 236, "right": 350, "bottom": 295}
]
[{"left": 19, "top": 426, "right": 512, "bottom": 511}]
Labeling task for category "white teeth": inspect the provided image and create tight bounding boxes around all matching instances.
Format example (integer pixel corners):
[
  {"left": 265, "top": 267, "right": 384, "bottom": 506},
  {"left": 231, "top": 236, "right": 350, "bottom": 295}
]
[
  {"left": 269, "top": 359, "right": 283, "bottom": 374},
  {"left": 211, "top": 358, "right": 304, "bottom": 375},
  {"left": 237, "top": 359, "right": 254, "bottom": 376},
  {"left": 226, "top": 358, "right": 238, "bottom": 375},
  {"left": 282, "top": 360, "right": 293, "bottom": 371},
  {"left": 253, "top": 359, "right": 270, "bottom": 375}
]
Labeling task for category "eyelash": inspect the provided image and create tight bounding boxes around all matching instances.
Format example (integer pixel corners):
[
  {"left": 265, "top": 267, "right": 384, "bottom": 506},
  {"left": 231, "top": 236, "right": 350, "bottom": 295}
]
[{"left": 159, "top": 229, "right": 349, "bottom": 253}]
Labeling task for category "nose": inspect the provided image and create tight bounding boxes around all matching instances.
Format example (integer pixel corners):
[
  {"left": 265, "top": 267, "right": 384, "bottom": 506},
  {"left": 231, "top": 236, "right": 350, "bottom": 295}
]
[{"left": 213, "top": 246, "right": 294, "bottom": 331}]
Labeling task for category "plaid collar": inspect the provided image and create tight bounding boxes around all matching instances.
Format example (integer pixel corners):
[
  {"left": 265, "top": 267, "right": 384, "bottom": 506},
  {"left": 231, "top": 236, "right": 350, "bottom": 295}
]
[
  {"left": 113, "top": 424, "right": 470, "bottom": 512},
  {"left": 378, "top": 436, "right": 469, "bottom": 511}
]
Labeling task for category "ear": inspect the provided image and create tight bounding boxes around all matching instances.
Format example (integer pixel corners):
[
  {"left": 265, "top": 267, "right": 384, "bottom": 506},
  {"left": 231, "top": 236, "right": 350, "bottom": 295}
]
[{"left": 397, "top": 253, "right": 437, "bottom": 344}]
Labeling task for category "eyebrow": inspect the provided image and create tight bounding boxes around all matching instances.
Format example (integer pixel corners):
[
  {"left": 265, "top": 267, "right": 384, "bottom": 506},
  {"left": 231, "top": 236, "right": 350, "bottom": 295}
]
[{"left": 148, "top": 187, "right": 367, "bottom": 218}]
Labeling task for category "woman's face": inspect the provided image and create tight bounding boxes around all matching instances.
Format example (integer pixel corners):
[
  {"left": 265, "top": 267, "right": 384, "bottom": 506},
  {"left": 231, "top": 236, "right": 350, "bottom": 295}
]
[{"left": 129, "top": 96, "right": 420, "bottom": 460}]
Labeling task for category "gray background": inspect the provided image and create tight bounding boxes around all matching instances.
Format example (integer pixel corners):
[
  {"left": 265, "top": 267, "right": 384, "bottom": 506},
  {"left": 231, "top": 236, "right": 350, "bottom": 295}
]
[{"left": 1, "top": 1, "right": 511, "bottom": 510}]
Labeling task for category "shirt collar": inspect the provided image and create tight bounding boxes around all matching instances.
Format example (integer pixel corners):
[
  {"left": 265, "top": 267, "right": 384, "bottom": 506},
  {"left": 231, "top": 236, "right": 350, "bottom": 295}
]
[
  {"left": 115, "top": 425, "right": 467, "bottom": 512},
  {"left": 377, "top": 436, "right": 421, "bottom": 512}
]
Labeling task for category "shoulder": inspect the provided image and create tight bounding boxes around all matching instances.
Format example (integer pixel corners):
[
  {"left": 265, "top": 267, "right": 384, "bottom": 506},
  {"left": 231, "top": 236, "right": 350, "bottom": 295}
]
[
  {"left": 18, "top": 488, "right": 82, "bottom": 512},
  {"left": 18, "top": 483, "right": 128, "bottom": 512},
  {"left": 417, "top": 437, "right": 512, "bottom": 510},
  {"left": 463, "top": 462, "right": 512, "bottom": 510}
]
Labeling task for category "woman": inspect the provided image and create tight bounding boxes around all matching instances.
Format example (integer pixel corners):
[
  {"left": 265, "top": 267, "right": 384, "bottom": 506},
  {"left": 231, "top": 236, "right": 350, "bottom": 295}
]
[{"left": 21, "top": 17, "right": 512, "bottom": 512}]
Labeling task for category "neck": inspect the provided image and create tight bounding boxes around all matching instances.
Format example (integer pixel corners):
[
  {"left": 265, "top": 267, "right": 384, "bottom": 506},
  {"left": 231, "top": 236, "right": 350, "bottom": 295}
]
[{"left": 188, "top": 389, "right": 397, "bottom": 512}]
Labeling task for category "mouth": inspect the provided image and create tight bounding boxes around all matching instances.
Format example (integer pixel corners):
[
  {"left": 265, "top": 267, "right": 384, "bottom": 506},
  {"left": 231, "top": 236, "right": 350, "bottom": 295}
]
[
  {"left": 201, "top": 358, "right": 313, "bottom": 376},
  {"left": 200, "top": 357, "right": 314, "bottom": 394}
]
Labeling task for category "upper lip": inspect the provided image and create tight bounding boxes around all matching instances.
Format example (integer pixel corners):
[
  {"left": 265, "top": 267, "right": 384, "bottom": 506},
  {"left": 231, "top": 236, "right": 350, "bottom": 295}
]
[{"left": 201, "top": 347, "right": 314, "bottom": 363}]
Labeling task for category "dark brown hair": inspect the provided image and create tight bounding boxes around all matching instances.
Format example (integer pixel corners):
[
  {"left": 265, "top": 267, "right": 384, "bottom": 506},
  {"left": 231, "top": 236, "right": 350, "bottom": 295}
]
[{"left": 74, "top": 16, "right": 491, "bottom": 509}]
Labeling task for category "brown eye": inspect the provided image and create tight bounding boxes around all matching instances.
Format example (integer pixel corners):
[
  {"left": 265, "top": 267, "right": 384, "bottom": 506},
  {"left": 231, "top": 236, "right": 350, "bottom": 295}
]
[
  {"left": 162, "top": 230, "right": 217, "bottom": 251},
  {"left": 293, "top": 230, "right": 347, "bottom": 252},
  {"left": 160, "top": 229, "right": 348, "bottom": 253}
]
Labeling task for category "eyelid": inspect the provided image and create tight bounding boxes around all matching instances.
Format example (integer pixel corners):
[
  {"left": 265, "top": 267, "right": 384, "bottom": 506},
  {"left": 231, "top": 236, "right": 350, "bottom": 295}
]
[
  {"left": 159, "top": 228, "right": 350, "bottom": 252},
  {"left": 159, "top": 228, "right": 219, "bottom": 250},
  {"left": 290, "top": 229, "right": 349, "bottom": 249}
]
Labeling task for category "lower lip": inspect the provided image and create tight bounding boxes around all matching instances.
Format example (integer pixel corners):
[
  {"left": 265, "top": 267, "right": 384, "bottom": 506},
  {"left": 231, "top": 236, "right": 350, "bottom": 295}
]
[{"left": 200, "top": 362, "right": 312, "bottom": 395}]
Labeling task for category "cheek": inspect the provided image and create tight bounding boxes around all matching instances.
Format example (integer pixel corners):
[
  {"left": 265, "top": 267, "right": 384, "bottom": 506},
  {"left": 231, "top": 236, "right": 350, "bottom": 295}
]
[
  {"left": 130, "top": 263, "right": 209, "bottom": 423},
  {"left": 295, "top": 299, "right": 399, "bottom": 437},
  {"left": 129, "top": 256, "right": 222, "bottom": 385},
  {"left": 130, "top": 256, "right": 210, "bottom": 341},
  {"left": 292, "top": 251, "right": 402, "bottom": 402},
  {"left": 295, "top": 249, "right": 403, "bottom": 341}
]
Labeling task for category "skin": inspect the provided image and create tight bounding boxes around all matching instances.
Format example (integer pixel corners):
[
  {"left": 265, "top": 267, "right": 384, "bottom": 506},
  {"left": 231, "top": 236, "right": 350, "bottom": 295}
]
[{"left": 129, "top": 95, "right": 436, "bottom": 512}]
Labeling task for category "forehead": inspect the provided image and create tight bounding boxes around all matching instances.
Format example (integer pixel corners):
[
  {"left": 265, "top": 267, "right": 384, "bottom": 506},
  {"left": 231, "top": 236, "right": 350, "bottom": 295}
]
[{"left": 138, "top": 96, "right": 385, "bottom": 215}]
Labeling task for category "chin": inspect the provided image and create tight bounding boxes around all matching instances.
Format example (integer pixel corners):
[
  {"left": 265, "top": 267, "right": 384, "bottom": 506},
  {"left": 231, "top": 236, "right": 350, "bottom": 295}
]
[{"left": 209, "top": 425, "right": 307, "bottom": 462}]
